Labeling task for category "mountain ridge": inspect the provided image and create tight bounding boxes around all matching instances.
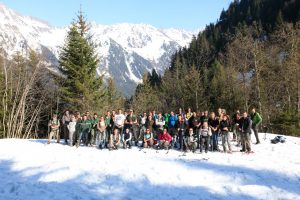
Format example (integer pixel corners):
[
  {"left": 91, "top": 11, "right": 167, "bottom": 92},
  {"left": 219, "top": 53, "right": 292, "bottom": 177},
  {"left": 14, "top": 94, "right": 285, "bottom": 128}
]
[{"left": 0, "top": 3, "right": 197, "bottom": 96}]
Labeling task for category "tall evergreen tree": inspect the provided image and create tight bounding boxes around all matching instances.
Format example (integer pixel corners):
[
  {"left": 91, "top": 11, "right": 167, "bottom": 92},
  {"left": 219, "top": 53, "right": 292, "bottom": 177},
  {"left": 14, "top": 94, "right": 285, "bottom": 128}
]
[{"left": 58, "top": 11, "right": 104, "bottom": 111}]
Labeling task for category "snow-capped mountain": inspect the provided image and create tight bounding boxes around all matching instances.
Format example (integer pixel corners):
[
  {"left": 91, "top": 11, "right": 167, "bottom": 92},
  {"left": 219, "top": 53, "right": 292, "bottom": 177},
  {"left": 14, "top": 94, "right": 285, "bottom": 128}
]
[{"left": 0, "top": 3, "right": 196, "bottom": 96}]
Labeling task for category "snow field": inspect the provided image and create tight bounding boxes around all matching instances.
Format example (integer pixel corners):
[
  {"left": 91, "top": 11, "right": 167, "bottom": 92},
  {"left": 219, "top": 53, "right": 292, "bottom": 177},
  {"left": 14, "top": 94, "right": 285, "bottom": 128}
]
[{"left": 0, "top": 133, "right": 300, "bottom": 200}]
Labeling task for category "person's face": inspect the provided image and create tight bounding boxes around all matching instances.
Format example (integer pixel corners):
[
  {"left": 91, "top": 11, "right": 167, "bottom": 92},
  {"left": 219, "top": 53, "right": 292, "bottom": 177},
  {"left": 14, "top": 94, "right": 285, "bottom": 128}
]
[
  {"left": 146, "top": 129, "right": 150, "bottom": 134},
  {"left": 83, "top": 116, "right": 87, "bottom": 120},
  {"left": 223, "top": 116, "right": 227, "bottom": 121},
  {"left": 94, "top": 115, "right": 97, "bottom": 118},
  {"left": 179, "top": 108, "right": 182, "bottom": 113},
  {"left": 158, "top": 113, "right": 162, "bottom": 117},
  {"left": 143, "top": 113, "right": 147, "bottom": 117},
  {"left": 205, "top": 111, "right": 208, "bottom": 116},
  {"left": 218, "top": 108, "right": 222, "bottom": 114},
  {"left": 107, "top": 111, "right": 111, "bottom": 116},
  {"left": 71, "top": 116, "right": 76, "bottom": 122},
  {"left": 203, "top": 122, "right": 208, "bottom": 128},
  {"left": 188, "top": 108, "right": 191, "bottom": 112},
  {"left": 148, "top": 116, "right": 152, "bottom": 120},
  {"left": 66, "top": 111, "right": 69, "bottom": 115},
  {"left": 163, "top": 129, "right": 167, "bottom": 133},
  {"left": 171, "top": 112, "right": 174, "bottom": 116},
  {"left": 118, "top": 110, "right": 122, "bottom": 114},
  {"left": 126, "top": 129, "right": 129, "bottom": 133},
  {"left": 86, "top": 112, "right": 90, "bottom": 116},
  {"left": 100, "top": 117, "right": 104, "bottom": 121},
  {"left": 211, "top": 113, "right": 215, "bottom": 118},
  {"left": 178, "top": 116, "right": 182, "bottom": 120},
  {"left": 193, "top": 112, "right": 197, "bottom": 117},
  {"left": 252, "top": 108, "right": 255, "bottom": 113},
  {"left": 189, "top": 129, "right": 193, "bottom": 134},
  {"left": 243, "top": 113, "right": 247, "bottom": 118}
]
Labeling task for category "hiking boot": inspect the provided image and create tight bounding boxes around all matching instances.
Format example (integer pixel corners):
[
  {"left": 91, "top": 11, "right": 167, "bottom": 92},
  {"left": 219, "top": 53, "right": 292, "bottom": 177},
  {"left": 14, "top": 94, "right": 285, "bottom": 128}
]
[{"left": 240, "top": 149, "right": 245, "bottom": 152}]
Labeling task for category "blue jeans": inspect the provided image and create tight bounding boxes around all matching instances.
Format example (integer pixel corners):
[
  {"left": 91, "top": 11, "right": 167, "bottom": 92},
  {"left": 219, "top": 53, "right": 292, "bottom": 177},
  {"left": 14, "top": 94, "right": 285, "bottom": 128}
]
[
  {"left": 212, "top": 131, "right": 219, "bottom": 151},
  {"left": 96, "top": 131, "right": 106, "bottom": 149}
]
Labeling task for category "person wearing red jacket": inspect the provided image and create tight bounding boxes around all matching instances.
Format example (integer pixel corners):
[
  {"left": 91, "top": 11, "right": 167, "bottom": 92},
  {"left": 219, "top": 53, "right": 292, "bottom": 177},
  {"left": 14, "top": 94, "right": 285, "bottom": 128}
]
[{"left": 158, "top": 128, "right": 172, "bottom": 150}]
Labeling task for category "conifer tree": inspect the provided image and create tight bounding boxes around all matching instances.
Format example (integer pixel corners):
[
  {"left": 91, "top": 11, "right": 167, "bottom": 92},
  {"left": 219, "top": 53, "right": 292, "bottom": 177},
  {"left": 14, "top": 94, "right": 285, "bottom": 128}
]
[{"left": 58, "top": 11, "right": 104, "bottom": 111}]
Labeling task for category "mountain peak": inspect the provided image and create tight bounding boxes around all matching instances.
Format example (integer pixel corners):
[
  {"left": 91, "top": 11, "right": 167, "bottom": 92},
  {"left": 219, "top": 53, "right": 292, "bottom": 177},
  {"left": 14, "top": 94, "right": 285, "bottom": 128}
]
[{"left": 0, "top": 3, "right": 196, "bottom": 97}]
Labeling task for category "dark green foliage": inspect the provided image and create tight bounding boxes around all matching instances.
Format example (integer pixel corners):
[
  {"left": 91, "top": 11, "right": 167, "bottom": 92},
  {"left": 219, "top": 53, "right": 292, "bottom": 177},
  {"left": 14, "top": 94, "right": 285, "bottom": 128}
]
[
  {"left": 131, "top": 0, "right": 300, "bottom": 136},
  {"left": 272, "top": 111, "right": 300, "bottom": 136},
  {"left": 57, "top": 12, "right": 104, "bottom": 111}
]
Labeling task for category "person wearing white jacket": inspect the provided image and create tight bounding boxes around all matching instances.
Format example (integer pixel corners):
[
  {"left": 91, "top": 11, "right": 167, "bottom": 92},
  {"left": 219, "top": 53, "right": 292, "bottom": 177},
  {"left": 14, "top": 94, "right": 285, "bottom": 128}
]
[
  {"left": 199, "top": 122, "right": 212, "bottom": 153},
  {"left": 67, "top": 115, "right": 77, "bottom": 146}
]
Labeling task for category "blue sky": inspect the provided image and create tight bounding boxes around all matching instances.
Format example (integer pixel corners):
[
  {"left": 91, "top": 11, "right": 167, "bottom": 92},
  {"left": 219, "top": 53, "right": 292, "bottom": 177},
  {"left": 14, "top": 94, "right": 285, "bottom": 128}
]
[{"left": 1, "top": 0, "right": 233, "bottom": 30}]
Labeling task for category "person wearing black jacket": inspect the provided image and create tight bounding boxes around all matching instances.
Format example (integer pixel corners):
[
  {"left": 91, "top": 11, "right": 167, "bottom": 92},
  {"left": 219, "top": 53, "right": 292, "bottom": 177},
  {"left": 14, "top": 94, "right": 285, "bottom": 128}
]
[
  {"left": 177, "top": 115, "right": 187, "bottom": 151},
  {"left": 220, "top": 115, "right": 232, "bottom": 153},
  {"left": 238, "top": 112, "right": 252, "bottom": 152},
  {"left": 208, "top": 112, "right": 220, "bottom": 151}
]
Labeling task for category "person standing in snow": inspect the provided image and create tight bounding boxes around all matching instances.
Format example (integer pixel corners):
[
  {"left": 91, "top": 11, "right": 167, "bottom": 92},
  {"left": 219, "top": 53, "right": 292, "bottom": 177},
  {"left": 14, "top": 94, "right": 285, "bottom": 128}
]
[
  {"left": 114, "top": 109, "right": 126, "bottom": 135},
  {"left": 200, "top": 111, "right": 209, "bottom": 127},
  {"left": 96, "top": 116, "right": 107, "bottom": 149},
  {"left": 105, "top": 111, "right": 114, "bottom": 141},
  {"left": 76, "top": 115, "right": 92, "bottom": 147},
  {"left": 125, "top": 109, "right": 138, "bottom": 142},
  {"left": 47, "top": 114, "right": 60, "bottom": 144},
  {"left": 168, "top": 111, "right": 178, "bottom": 148},
  {"left": 239, "top": 111, "right": 252, "bottom": 153},
  {"left": 250, "top": 107, "right": 262, "bottom": 144},
  {"left": 199, "top": 122, "right": 212, "bottom": 153},
  {"left": 90, "top": 113, "right": 99, "bottom": 146},
  {"left": 232, "top": 110, "right": 241, "bottom": 145},
  {"left": 67, "top": 115, "right": 76, "bottom": 146},
  {"left": 186, "top": 107, "right": 193, "bottom": 120},
  {"left": 139, "top": 112, "right": 148, "bottom": 135},
  {"left": 145, "top": 115, "right": 155, "bottom": 134},
  {"left": 220, "top": 115, "right": 232, "bottom": 153},
  {"left": 208, "top": 112, "right": 220, "bottom": 151},
  {"left": 62, "top": 110, "right": 70, "bottom": 145},
  {"left": 177, "top": 115, "right": 187, "bottom": 151},
  {"left": 155, "top": 112, "right": 165, "bottom": 135}
]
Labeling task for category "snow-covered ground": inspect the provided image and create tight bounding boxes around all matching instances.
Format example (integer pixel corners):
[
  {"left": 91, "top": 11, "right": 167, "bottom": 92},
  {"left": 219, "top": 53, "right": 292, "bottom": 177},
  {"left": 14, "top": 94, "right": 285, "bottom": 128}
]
[{"left": 0, "top": 133, "right": 300, "bottom": 200}]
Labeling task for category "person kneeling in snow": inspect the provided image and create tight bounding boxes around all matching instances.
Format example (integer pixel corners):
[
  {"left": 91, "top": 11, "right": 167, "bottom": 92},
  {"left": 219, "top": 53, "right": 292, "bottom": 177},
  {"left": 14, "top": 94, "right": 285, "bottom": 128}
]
[
  {"left": 184, "top": 128, "right": 197, "bottom": 153},
  {"left": 122, "top": 128, "right": 132, "bottom": 149},
  {"left": 143, "top": 128, "right": 154, "bottom": 148},
  {"left": 157, "top": 128, "right": 172, "bottom": 150},
  {"left": 108, "top": 128, "right": 122, "bottom": 150}
]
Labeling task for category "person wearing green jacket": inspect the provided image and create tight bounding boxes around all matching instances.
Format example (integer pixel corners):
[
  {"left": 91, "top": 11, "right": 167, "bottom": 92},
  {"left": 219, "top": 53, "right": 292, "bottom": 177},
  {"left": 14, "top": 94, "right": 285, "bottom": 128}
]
[
  {"left": 76, "top": 115, "right": 92, "bottom": 147},
  {"left": 90, "top": 113, "right": 99, "bottom": 146},
  {"left": 250, "top": 107, "right": 262, "bottom": 144}
]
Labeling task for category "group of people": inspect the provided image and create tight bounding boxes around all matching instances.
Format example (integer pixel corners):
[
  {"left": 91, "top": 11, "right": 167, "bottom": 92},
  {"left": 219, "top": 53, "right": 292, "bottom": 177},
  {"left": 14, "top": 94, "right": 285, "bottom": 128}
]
[{"left": 47, "top": 107, "right": 262, "bottom": 154}]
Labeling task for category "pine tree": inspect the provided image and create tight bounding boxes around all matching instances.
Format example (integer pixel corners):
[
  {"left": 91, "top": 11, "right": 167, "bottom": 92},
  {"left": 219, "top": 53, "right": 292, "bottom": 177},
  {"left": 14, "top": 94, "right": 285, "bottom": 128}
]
[
  {"left": 58, "top": 11, "right": 104, "bottom": 111},
  {"left": 132, "top": 74, "right": 160, "bottom": 114},
  {"left": 105, "top": 78, "right": 124, "bottom": 111}
]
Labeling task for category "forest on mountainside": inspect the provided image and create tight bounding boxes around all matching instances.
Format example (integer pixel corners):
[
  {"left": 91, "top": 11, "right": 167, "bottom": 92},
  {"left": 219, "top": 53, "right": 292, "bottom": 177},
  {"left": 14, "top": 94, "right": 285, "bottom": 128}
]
[{"left": 131, "top": 0, "right": 300, "bottom": 136}]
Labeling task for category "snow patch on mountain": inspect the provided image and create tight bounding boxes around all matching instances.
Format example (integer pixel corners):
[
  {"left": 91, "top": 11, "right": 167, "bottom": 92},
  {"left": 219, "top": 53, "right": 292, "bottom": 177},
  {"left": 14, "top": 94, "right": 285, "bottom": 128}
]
[{"left": 0, "top": 3, "right": 196, "bottom": 96}]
